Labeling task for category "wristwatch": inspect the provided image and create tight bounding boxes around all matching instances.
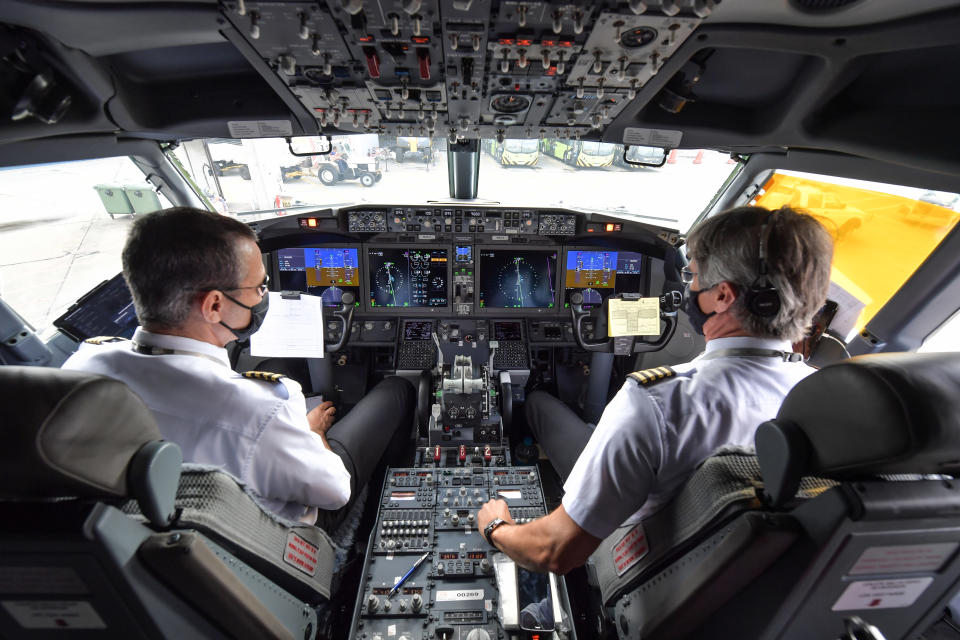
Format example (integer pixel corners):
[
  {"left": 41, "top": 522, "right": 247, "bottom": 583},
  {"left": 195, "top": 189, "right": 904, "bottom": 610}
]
[{"left": 483, "top": 518, "right": 509, "bottom": 545}]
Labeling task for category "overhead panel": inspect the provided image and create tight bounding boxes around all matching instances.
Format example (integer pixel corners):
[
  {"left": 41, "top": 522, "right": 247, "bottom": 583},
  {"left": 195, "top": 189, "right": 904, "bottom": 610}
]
[{"left": 220, "top": 0, "right": 706, "bottom": 141}]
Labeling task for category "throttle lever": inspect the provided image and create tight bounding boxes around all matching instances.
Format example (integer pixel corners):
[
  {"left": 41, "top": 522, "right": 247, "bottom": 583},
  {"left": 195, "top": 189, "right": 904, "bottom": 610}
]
[{"left": 326, "top": 291, "right": 355, "bottom": 352}]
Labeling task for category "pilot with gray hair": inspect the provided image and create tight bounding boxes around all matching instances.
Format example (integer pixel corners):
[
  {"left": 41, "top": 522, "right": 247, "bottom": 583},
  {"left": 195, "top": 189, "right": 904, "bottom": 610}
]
[
  {"left": 477, "top": 205, "right": 834, "bottom": 572},
  {"left": 64, "top": 207, "right": 414, "bottom": 528}
]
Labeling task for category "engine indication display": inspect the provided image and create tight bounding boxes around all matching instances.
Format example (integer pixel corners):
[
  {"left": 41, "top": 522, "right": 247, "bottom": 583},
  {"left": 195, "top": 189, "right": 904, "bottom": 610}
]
[
  {"left": 478, "top": 249, "right": 558, "bottom": 310},
  {"left": 368, "top": 247, "right": 449, "bottom": 308},
  {"left": 564, "top": 250, "right": 645, "bottom": 309},
  {"left": 276, "top": 247, "right": 361, "bottom": 307}
]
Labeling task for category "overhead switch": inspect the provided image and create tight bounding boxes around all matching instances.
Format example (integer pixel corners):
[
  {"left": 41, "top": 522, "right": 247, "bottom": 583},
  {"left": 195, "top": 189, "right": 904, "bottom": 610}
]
[
  {"left": 363, "top": 47, "right": 381, "bottom": 78},
  {"left": 417, "top": 49, "right": 431, "bottom": 79}
]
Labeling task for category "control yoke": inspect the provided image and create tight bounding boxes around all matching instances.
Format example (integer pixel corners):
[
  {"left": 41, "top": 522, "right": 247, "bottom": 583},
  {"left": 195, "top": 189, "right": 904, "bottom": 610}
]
[
  {"left": 325, "top": 292, "right": 356, "bottom": 353},
  {"left": 569, "top": 291, "right": 682, "bottom": 354}
]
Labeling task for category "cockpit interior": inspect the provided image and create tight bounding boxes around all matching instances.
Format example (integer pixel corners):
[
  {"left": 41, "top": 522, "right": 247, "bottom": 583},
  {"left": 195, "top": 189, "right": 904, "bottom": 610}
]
[{"left": 2, "top": 1, "right": 960, "bottom": 639}]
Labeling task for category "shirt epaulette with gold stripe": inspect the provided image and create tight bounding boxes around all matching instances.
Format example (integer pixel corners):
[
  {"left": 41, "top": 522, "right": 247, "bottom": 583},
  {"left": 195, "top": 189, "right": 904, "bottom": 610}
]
[
  {"left": 84, "top": 336, "right": 130, "bottom": 345},
  {"left": 242, "top": 370, "right": 287, "bottom": 383},
  {"left": 628, "top": 366, "right": 676, "bottom": 386}
]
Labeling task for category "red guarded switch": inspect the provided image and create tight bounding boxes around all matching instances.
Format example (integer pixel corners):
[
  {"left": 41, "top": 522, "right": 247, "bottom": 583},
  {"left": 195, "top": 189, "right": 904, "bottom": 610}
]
[
  {"left": 417, "top": 48, "right": 430, "bottom": 80},
  {"left": 363, "top": 47, "right": 381, "bottom": 78},
  {"left": 483, "top": 445, "right": 492, "bottom": 462},
  {"left": 458, "top": 445, "right": 467, "bottom": 463},
  {"left": 433, "top": 445, "right": 441, "bottom": 462}
]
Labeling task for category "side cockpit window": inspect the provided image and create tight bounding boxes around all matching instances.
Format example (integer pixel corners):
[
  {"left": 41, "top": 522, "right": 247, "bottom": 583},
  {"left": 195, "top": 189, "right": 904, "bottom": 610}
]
[
  {"left": 0, "top": 157, "right": 172, "bottom": 335},
  {"left": 752, "top": 171, "right": 960, "bottom": 340}
]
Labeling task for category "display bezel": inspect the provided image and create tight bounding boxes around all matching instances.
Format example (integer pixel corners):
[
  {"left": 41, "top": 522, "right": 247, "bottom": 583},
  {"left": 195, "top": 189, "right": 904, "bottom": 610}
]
[
  {"left": 271, "top": 243, "right": 363, "bottom": 308},
  {"left": 561, "top": 246, "right": 649, "bottom": 310},
  {"left": 363, "top": 244, "right": 453, "bottom": 314},
  {"left": 475, "top": 245, "right": 562, "bottom": 315}
]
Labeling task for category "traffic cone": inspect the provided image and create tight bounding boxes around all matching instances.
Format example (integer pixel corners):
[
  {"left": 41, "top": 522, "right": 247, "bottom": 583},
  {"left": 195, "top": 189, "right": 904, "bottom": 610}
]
[
  {"left": 667, "top": 149, "right": 678, "bottom": 164},
  {"left": 694, "top": 150, "right": 704, "bottom": 164}
]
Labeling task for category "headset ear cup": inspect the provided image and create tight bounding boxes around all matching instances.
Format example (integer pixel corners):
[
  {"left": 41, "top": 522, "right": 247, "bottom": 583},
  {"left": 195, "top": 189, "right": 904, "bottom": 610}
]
[{"left": 746, "top": 283, "right": 781, "bottom": 317}]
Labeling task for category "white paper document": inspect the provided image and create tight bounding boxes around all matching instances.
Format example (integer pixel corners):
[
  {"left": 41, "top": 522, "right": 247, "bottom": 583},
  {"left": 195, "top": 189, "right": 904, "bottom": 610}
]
[
  {"left": 608, "top": 297, "right": 660, "bottom": 337},
  {"left": 250, "top": 292, "right": 324, "bottom": 358}
]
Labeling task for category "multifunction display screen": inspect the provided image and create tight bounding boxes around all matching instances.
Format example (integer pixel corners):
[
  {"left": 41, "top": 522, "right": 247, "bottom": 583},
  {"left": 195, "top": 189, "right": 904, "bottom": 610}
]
[
  {"left": 276, "top": 247, "right": 361, "bottom": 307},
  {"left": 368, "top": 247, "right": 448, "bottom": 308},
  {"left": 403, "top": 320, "right": 434, "bottom": 340},
  {"left": 563, "top": 250, "right": 644, "bottom": 309},
  {"left": 477, "top": 249, "right": 558, "bottom": 309}
]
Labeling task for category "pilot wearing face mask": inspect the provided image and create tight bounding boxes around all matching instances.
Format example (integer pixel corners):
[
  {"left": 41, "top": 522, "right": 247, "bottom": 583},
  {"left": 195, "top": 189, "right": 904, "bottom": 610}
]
[
  {"left": 64, "top": 207, "right": 414, "bottom": 528},
  {"left": 477, "top": 206, "right": 833, "bottom": 574}
]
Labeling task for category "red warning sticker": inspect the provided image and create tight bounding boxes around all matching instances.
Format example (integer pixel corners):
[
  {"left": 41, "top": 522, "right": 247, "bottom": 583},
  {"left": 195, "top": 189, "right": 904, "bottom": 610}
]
[
  {"left": 612, "top": 523, "right": 649, "bottom": 576},
  {"left": 283, "top": 532, "right": 318, "bottom": 577}
]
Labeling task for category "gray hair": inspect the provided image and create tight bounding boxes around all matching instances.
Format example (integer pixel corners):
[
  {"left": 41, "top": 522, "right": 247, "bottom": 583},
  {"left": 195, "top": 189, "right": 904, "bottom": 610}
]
[
  {"left": 685, "top": 205, "right": 833, "bottom": 342},
  {"left": 122, "top": 207, "right": 258, "bottom": 329}
]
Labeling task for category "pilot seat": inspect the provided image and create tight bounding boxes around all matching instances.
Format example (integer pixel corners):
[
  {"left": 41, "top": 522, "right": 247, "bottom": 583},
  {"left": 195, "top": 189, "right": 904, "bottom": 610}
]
[
  {"left": 587, "top": 352, "right": 960, "bottom": 640},
  {"left": 0, "top": 366, "right": 338, "bottom": 639}
]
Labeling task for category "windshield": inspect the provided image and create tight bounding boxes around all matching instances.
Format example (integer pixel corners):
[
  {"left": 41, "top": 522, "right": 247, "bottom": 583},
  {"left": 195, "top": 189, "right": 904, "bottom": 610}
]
[{"left": 169, "top": 136, "right": 738, "bottom": 231}]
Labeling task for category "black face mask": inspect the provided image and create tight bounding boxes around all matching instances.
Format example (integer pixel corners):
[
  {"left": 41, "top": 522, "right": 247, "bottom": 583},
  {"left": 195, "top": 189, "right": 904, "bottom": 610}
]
[
  {"left": 682, "top": 285, "right": 716, "bottom": 336},
  {"left": 220, "top": 291, "right": 269, "bottom": 341}
]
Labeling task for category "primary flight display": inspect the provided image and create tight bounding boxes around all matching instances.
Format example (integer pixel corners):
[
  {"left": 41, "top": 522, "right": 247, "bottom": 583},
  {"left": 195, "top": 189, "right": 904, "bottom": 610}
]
[{"left": 276, "top": 247, "right": 361, "bottom": 307}]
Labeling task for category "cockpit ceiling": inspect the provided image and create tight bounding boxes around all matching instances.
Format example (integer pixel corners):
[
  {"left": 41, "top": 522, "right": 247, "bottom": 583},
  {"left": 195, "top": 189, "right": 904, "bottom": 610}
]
[{"left": 2, "top": 0, "right": 960, "bottom": 174}]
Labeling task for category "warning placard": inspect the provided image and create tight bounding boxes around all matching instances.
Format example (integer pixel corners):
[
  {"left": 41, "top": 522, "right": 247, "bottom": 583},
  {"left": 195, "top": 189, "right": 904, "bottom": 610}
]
[
  {"left": 832, "top": 577, "right": 933, "bottom": 611},
  {"left": 2, "top": 600, "right": 106, "bottom": 629},
  {"left": 849, "top": 543, "right": 958, "bottom": 576},
  {"left": 283, "top": 532, "right": 319, "bottom": 576},
  {"left": 612, "top": 523, "right": 649, "bottom": 576}
]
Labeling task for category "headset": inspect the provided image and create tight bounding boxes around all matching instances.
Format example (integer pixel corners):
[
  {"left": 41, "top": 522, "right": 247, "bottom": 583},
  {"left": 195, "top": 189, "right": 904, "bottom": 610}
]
[{"left": 744, "top": 214, "right": 782, "bottom": 317}]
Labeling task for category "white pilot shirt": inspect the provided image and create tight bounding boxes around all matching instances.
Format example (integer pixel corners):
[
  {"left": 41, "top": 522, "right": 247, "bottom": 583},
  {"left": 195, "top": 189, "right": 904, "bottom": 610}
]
[
  {"left": 62, "top": 327, "right": 351, "bottom": 523},
  {"left": 562, "top": 336, "right": 815, "bottom": 540}
]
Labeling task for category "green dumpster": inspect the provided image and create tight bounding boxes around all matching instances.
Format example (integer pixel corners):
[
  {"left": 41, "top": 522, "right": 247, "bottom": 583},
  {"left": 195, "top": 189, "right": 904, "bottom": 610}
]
[
  {"left": 93, "top": 184, "right": 134, "bottom": 219},
  {"left": 123, "top": 185, "right": 162, "bottom": 214}
]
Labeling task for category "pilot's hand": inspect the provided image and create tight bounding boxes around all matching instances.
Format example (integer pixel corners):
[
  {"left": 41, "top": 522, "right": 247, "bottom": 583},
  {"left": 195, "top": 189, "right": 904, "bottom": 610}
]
[
  {"left": 477, "top": 498, "right": 515, "bottom": 539},
  {"left": 307, "top": 401, "right": 336, "bottom": 436}
]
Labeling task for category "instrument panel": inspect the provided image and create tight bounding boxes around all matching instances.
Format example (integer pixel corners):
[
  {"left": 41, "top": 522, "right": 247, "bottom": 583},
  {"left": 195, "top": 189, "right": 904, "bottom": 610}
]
[{"left": 267, "top": 206, "right": 662, "bottom": 318}]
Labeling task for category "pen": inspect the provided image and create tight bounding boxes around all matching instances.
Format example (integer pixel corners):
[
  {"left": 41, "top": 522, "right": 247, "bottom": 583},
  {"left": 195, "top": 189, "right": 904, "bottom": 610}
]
[{"left": 388, "top": 552, "right": 430, "bottom": 598}]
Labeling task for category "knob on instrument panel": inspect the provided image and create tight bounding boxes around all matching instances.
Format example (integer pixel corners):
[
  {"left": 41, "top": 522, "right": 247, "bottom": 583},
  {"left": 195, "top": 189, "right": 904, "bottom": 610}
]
[{"left": 465, "top": 629, "right": 491, "bottom": 640}]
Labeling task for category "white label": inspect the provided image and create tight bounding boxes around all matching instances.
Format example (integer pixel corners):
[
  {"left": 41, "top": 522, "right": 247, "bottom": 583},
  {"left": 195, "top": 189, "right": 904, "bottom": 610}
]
[
  {"left": 832, "top": 577, "right": 933, "bottom": 611},
  {"left": 387, "top": 623, "right": 396, "bottom": 636},
  {"left": 492, "top": 235, "right": 508, "bottom": 241},
  {"left": 485, "top": 599, "right": 492, "bottom": 612},
  {"left": 849, "top": 543, "right": 958, "bottom": 576},
  {"left": 227, "top": 120, "right": 293, "bottom": 138},
  {"left": 0, "top": 567, "right": 87, "bottom": 595},
  {"left": 418, "top": 234, "right": 437, "bottom": 240},
  {"left": 622, "top": 127, "right": 683, "bottom": 148},
  {"left": 505, "top": 228, "right": 518, "bottom": 234},
  {"left": 2, "top": 601, "right": 106, "bottom": 629},
  {"left": 612, "top": 523, "right": 649, "bottom": 576},
  {"left": 436, "top": 589, "right": 484, "bottom": 602}
]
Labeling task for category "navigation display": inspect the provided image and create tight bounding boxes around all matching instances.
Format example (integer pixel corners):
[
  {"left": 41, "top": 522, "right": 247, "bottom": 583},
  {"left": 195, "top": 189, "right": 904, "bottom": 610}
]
[
  {"left": 368, "top": 247, "right": 449, "bottom": 308},
  {"left": 478, "top": 249, "right": 558, "bottom": 310},
  {"left": 53, "top": 273, "right": 139, "bottom": 341},
  {"left": 276, "top": 247, "right": 361, "bottom": 307},
  {"left": 563, "top": 249, "right": 645, "bottom": 309}
]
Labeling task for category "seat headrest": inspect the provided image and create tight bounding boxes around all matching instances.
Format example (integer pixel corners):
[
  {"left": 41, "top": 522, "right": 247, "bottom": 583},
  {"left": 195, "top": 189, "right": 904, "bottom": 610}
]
[
  {"left": 756, "top": 352, "right": 960, "bottom": 505},
  {"left": 0, "top": 366, "right": 162, "bottom": 500}
]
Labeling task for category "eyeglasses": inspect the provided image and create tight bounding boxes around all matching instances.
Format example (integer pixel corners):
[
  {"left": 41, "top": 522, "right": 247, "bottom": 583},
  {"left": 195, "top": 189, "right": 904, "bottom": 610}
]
[
  {"left": 680, "top": 267, "right": 696, "bottom": 284},
  {"left": 223, "top": 275, "right": 269, "bottom": 298}
]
